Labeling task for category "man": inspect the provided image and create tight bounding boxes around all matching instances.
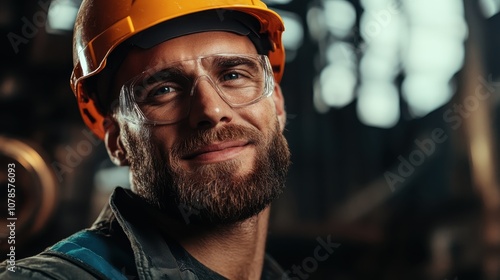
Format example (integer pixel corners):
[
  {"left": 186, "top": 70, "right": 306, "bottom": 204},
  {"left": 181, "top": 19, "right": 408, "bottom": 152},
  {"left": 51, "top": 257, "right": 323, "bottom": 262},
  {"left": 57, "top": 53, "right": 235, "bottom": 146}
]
[{"left": 0, "top": 0, "right": 290, "bottom": 279}]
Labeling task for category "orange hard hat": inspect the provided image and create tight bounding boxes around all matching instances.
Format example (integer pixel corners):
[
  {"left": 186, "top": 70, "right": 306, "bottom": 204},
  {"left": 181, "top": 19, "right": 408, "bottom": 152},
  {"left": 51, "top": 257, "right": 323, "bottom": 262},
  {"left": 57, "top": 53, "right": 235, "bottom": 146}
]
[{"left": 70, "top": 0, "right": 285, "bottom": 139}]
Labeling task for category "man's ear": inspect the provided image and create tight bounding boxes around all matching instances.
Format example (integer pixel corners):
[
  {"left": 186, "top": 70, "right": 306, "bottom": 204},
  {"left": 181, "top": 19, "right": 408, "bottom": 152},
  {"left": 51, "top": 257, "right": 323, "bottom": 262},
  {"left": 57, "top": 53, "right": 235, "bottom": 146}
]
[
  {"left": 103, "top": 117, "right": 129, "bottom": 166},
  {"left": 272, "top": 84, "right": 286, "bottom": 131}
]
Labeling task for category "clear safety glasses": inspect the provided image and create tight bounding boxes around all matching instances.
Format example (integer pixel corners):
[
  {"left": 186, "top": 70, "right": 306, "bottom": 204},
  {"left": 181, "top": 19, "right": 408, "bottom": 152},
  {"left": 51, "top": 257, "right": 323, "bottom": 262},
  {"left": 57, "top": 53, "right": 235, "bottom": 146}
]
[{"left": 118, "top": 53, "right": 275, "bottom": 125}]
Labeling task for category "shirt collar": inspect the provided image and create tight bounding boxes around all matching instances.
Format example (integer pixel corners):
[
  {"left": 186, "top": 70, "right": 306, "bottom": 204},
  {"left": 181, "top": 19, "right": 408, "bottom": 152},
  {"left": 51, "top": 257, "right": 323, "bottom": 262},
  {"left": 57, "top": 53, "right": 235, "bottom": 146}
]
[{"left": 99, "top": 187, "right": 286, "bottom": 279}]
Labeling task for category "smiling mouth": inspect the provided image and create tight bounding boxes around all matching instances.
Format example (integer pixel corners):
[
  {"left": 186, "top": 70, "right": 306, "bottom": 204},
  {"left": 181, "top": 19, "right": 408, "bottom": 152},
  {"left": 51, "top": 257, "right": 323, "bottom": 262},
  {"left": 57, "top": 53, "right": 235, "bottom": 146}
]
[{"left": 182, "top": 140, "right": 251, "bottom": 162}]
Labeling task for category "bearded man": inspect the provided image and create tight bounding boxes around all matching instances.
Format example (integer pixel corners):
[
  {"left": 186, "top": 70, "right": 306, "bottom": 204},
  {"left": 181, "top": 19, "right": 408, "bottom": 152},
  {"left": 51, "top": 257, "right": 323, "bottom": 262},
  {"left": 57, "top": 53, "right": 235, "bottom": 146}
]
[{"left": 0, "top": 1, "right": 291, "bottom": 279}]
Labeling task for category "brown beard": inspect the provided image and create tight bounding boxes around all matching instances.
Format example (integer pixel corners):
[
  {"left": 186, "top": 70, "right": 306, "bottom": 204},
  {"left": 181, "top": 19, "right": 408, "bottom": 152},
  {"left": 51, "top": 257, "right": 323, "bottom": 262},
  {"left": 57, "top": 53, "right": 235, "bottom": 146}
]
[{"left": 121, "top": 121, "right": 291, "bottom": 225}]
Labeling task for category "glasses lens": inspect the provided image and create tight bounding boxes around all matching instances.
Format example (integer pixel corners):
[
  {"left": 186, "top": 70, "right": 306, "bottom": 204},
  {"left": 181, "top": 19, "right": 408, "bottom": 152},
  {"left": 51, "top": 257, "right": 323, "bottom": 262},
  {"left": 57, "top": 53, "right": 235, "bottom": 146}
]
[{"left": 119, "top": 54, "right": 274, "bottom": 124}]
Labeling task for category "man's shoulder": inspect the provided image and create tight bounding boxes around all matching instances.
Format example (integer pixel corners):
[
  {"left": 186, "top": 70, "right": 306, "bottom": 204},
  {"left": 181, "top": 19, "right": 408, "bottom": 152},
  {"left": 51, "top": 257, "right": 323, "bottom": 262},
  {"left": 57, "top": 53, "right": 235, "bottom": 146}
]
[
  {"left": 0, "top": 251, "right": 100, "bottom": 279},
  {"left": 0, "top": 229, "right": 136, "bottom": 280}
]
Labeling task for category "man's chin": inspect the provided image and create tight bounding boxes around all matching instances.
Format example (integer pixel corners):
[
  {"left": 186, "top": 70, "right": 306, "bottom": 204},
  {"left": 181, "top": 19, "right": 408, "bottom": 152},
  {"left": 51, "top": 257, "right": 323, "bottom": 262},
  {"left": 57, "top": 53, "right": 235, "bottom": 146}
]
[{"left": 174, "top": 200, "right": 271, "bottom": 227}]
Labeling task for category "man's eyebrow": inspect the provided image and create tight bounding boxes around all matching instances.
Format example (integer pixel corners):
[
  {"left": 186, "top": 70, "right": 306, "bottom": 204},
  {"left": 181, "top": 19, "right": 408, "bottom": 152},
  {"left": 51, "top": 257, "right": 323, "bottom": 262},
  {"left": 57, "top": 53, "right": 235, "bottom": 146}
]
[
  {"left": 145, "top": 66, "right": 187, "bottom": 84},
  {"left": 212, "top": 56, "right": 259, "bottom": 70}
]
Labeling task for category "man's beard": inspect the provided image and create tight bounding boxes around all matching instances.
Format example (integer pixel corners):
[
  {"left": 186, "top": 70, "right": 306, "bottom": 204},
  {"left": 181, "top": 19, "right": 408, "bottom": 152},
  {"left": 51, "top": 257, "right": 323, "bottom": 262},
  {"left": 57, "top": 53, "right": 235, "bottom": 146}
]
[{"left": 122, "top": 121, "right": 291, "bottom": 225}]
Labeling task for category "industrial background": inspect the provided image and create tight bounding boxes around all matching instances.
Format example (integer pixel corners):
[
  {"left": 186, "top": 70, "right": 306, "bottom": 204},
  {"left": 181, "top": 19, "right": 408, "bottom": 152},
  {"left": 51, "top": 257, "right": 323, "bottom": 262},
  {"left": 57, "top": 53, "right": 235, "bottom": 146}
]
[{"left": 1, "top": 0, "right": 500, "bottom": 279}]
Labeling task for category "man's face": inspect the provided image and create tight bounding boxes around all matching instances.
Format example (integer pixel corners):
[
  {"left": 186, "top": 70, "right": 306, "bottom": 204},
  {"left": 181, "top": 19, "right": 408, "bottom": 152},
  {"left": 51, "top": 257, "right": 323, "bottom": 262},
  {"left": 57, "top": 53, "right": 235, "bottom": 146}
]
[{"left": 110, "top": 31, "right": 290, "bottom": 225}]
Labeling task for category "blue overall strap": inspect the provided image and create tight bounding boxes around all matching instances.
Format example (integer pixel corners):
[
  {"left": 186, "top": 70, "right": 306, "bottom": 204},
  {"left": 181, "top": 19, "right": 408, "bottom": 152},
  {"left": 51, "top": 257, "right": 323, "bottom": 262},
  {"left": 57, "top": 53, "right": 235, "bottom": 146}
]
[{"left": 47, "top": 230, "right": 134, "bottom": 280}]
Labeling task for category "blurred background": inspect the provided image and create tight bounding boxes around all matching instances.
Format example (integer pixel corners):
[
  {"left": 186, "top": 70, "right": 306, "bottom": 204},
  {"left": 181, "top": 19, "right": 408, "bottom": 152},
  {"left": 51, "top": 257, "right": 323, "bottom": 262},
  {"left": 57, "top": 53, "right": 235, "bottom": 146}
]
[{"left": 1, "top": 0, "right": 500, "bottom": 279}]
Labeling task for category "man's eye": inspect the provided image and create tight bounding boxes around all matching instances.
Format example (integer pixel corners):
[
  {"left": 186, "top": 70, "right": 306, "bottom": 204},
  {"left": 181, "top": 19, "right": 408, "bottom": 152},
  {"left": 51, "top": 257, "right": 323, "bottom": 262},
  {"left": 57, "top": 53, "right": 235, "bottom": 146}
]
[
  {"left": 152, "top": 86, "right": 176, "bottom": 96},
  {"left": 223, "top": 72, "right": 240, "bottom": 81}
]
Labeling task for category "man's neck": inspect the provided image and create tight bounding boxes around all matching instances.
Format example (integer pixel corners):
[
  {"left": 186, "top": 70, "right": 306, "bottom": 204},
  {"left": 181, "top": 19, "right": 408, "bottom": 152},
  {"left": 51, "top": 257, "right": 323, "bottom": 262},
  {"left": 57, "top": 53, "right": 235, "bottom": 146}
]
[{"left": 167, "top": 208, "right": 271, "bottom": 280}]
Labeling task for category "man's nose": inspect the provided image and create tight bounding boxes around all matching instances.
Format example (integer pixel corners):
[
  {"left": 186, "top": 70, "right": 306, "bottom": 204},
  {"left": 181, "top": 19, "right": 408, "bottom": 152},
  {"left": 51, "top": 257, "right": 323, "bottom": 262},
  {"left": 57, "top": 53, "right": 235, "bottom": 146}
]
[{"left": 187, "top": 77, "right": 234, "bottom": 129}]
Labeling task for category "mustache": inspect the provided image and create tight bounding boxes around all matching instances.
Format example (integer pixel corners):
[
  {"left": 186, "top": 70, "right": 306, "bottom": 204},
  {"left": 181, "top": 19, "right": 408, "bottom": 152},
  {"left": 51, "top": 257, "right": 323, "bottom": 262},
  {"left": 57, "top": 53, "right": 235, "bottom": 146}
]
[{"left": 170, "top": 124, "right": 264, "bottom": 159}]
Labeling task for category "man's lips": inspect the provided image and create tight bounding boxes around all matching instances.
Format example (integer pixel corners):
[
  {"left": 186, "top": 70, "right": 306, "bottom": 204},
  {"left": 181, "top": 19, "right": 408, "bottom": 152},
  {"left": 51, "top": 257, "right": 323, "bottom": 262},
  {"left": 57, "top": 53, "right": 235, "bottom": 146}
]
[{"left": 182, "top": 140, "right": 251, "bottom": 162}]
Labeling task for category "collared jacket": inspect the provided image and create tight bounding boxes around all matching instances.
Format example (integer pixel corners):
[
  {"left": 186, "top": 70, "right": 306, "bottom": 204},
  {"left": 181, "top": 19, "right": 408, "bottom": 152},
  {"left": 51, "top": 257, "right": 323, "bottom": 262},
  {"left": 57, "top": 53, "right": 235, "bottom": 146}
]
[{"left": 0, "top": 187, "right": 287, "bottom": 279}]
